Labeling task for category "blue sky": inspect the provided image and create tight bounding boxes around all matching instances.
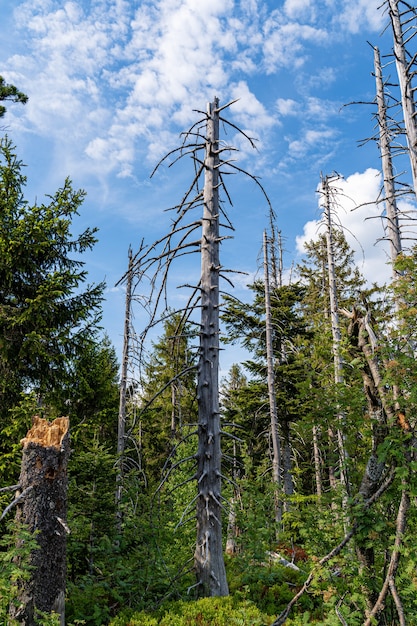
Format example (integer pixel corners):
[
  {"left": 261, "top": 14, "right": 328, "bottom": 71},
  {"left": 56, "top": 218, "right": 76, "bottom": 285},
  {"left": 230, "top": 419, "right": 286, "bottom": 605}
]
[{"left": 1, "top": 0, "right": 416, "bottom": 374}]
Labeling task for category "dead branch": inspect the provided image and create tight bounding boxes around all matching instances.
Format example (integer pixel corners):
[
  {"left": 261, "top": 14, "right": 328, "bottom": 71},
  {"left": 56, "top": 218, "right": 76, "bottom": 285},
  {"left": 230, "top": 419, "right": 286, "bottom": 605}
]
[
  {"left": 271, "top": 467, "right": 396, "bottom": 626},
  {"left": 0, "top": 485, "right": 34, "bottom": 521},
  {"left": 218, "top": 115, "right": 258, "bottom": 150},
  {"left": 0, "top": 484, "right": 20, "bottom": 493},
  {"left": 363, "top": 484, "right": 410, "bottom": 626}
]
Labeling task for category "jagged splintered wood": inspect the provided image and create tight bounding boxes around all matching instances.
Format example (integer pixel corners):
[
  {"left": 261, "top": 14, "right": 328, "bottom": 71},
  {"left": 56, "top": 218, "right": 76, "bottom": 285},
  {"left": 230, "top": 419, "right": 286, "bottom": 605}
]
[
  {"left": 9, "top": 416, "right": 70, "bottom": 626},
  {"left": 195, "top": 97, "right": 229, "bottom": 597}
]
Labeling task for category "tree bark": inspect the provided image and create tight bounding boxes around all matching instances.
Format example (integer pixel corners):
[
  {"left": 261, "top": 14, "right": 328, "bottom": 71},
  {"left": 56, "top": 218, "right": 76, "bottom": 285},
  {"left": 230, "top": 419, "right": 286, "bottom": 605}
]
[
  {"left": 374, "top": 46, "right": 402, "bottom": 271},
  {"left": 195, "top": 97, "right": 229, "bottom": 597},
  {"left": 116, "top": 247, "right": 133, "bottom": 531},
  {"left": 312, "top": 425, "right": 323, "bottom": 497},
  {"left": 388, "top": 0, "right": 417, "bottom": 198},
  {"left": 322, "top": 176, "right": 350, "bottom": 499},
  {"left": 263, "top": 230, "right": 283, "bottom": 524},
  {"left": 10, "top": 416, "right": 70, "bottom": 626}
]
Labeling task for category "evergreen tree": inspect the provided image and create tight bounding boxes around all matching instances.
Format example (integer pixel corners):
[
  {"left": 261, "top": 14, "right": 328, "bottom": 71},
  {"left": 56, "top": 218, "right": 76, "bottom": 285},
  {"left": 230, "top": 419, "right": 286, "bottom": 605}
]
[
  {"left": 138, "top": 312, "right": 198, "bottom": 484},
  {"left": 0, "top": 137, "right": 105, "bottom": 490},
  {"left": 222, "top": 282, "right": 309, "bottom": 514},
  {"left": 0, "top": 76, "right": 28, "bottom": 118},
  {"left": 0, "top": 137, "right": 104, "bottom": 415}
]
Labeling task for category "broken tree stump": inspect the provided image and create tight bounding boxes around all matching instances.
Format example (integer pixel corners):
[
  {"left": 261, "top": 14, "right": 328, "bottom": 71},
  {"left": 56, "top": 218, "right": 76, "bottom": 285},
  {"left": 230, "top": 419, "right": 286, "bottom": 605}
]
[{"left": 9, "top": 416, "right": 70, "bottom": 626}]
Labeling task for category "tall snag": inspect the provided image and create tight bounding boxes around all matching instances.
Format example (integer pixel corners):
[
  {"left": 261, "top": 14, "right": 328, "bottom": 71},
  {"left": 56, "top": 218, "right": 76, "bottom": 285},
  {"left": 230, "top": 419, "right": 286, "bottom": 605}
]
[
  {"left": 122, "top": 97, "right": 270, "bottom": 597},
  {"left": 373, "top": 45, "right": 402, "bottom": 270},
  {"left": 115, "top": 247, "right": 133, "bottom": 532},
  {"left": 9, "top": 416, "right": 70, "bottom": 626},
  {"left": 320, "top": 175, "right": 350, "bottom": 501},
  {"left": 195, "top": 98, "right": 228, "bottom": 596},
  {"left": 388, "top": 0, "right": 417, "bottom": 197},
  {"left": 263, "top": 230, "right": 283, "bottom": 524}
]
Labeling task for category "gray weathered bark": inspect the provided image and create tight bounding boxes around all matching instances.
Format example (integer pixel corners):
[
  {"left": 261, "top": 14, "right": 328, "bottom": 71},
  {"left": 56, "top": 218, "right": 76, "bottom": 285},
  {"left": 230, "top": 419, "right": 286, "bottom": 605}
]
[
  {"left": 322, "top": 176, "right": 350, "bottom": 499},
  {"left": 374, "top": 45, "right": 402, "bottom": 272},
  {"left": 388, "top": 0, "right": 417, "bottom": 197},
  {"left": 10, "top": 416, "right": 70, "bottom": 626},
  {"left": 312, "top": 424, "right": 323, "bottom": 497},
  {"left": 263, "top": 230, "right": 283, "bottom": 524},
  {"left": 115, "top": 247, "right": 133, "bottom": 530},
  {"left": 194, "top": 98, "right": 229, "bottom": 596}
]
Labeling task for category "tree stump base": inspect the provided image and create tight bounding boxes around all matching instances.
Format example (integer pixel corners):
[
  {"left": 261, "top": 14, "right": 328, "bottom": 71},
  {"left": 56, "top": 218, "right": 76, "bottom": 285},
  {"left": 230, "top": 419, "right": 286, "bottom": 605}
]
[{"left": 10, "top": 416, "right": 70, "bottom": 626}]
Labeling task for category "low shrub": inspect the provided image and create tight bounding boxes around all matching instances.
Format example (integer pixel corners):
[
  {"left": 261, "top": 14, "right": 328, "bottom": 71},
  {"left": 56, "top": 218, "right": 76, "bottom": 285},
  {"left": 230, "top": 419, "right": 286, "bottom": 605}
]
[{"left": 109, "top": 596, "right": 273, "bottom": 625}]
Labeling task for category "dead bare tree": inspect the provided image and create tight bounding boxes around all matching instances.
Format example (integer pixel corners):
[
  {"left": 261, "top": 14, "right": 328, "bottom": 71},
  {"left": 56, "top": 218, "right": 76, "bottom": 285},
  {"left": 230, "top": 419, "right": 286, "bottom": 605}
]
[
  {"left": 263, "top": 230, "right": 283, "bottom": 524},
  {"left": 120, "top": 97, "right": 270, "bottom": 597},
  {"left": 373, "top": 45, "right": 403, "bottom": 270},
  {"left": 115, "top": 247, "right": 133, "bottom": 532},
  {"left": 387, "top": 0, "right": 417, "bottom": 197},
  {"left": 320, "top": 175, "right": 350, "bottom": 502}
]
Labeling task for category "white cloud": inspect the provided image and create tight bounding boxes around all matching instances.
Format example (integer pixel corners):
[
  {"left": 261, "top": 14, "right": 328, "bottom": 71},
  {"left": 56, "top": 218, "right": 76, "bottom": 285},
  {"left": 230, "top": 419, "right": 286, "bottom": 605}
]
[
  {"left": 229, "top": 81, "right": 275, "bottom": 132},
  {"left": 284, "top": 0, "right": 313, "bottom": 20},
  {"left": 276, "top": 98, "right": 299, "bottom": 116},
  {"left": 288, "top": 127, "right": 336, "bottom": 158},
  {"left": 338, "top": 0, "right": 385, "bottom": 34},
  {"left": 295, "top": 168, "right": 405, "bottom": 286},
  {"left": 262, "top": 17, "right": 327, "bottom": 73},
  {"left": 2, "top": 0, "right": 390, "bottom": 183}
]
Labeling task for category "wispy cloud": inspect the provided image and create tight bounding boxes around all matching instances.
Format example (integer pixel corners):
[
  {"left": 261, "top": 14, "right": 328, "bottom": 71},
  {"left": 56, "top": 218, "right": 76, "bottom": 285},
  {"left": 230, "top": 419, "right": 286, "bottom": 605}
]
[
  {"left": 295, "top": 168, "right": 417, "bottom": 286},
  {"left": 4, "top": 0, "right": 387, "bottom": 183}
]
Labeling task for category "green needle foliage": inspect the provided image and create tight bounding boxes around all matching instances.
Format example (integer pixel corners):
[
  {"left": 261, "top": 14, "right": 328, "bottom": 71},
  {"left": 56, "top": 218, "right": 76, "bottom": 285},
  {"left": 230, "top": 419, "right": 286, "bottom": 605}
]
[
  {"left": 0, "top": 136, "right": 105, "bottom": 463},
  {"left": 0, "top": 76, "right": 28, "bottom": 118}
]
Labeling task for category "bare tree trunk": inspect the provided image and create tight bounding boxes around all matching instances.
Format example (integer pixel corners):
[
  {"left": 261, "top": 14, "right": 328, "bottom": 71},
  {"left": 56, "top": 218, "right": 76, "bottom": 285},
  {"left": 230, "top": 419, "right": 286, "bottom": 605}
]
[
  {"left": 263, "top": 230, "right": 283, "bottom": 524},
  {"left": 195, "top": 98, "right": 228, "bottom": 597},
  {"left": 115, "top": 247, "right": 133, "bottom": 531},
  {"left": 10, "top": 417, "right": 70, "bottom": 626},
  {"left": 322, "top": 176, "right": 350, "bottom": 500},
  {"left": 388, "top": 0, "right": 417, "bottom": 197},
  {"left": 312, "top": 424, "right": 323, "bottom": 498},
  {"left": 225, "top": 441, "right": 239, "bottom": 556},
  {"left": 281, "top": 419, "right": 294, "bottom": 505},
  {"left": 374, "top": 46, "right": 402, "bottom": 271}
]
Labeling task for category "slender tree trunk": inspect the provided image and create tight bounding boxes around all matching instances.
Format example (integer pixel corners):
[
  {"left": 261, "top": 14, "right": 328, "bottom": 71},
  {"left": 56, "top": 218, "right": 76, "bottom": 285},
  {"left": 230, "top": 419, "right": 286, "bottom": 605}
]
[
  {"left": 115, "top": 247, "right": 133, "bottom": 531},
  {"left": 312, "top": 425, "right": 323, "bottom": 498},
  {"left": 10, "top": 417, "right": 70, "bottom": 626},
  {"left": 388, "top": 0, "right": 417, "bottom": 197},
  {"left": 263, "top": 230, "right": 283, "bottom": 524},
  {"left": 225, "top": 440, "right": 239, "bottom": 555},
  {"left": 374, "top": 46, "right": 402, "bottom": 272},
  {"left": 281, "top": 419, "right": 294, "bottom": 505},
  {"left": 322, "top": 176, "right": 350, "bottom": 500},
  {"left": 195, "top": 97, "right": 228, "bottom": 597}
]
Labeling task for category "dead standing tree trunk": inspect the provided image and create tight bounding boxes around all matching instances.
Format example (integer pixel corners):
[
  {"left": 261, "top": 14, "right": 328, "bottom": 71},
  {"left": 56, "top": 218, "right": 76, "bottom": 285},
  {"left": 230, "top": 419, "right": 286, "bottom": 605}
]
[
  {"left": 115, "top": 246, "right": 133, "bottom": 532},
  {"left": 195, "top": 98, "right": 228, "bottom": 596},
  {"left": 321, "top": 175, "right": 350, "bottom": 502},
  {"left": 388, "top": 0, "right": 417, "bottom": 198},
  {"left": 9, "top": 416, "right": 70, "bottom": 626},
  {"left": 373, "top": 45, "right": 403, "bottom": 271},
  {"left": 125, "top": 96, "right": 270, "bottom": 598},
  {"left": 263, "top": 230, "right": 283, "bottom": 525}
]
